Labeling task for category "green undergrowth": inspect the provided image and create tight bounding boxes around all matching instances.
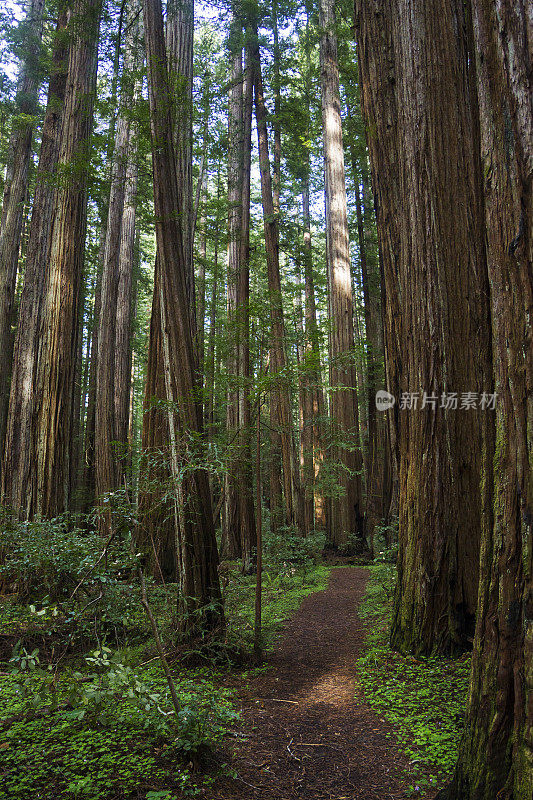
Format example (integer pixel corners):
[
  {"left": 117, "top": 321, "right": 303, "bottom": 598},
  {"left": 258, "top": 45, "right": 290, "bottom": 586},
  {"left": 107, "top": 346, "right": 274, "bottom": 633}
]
[
  {"left": 356, "top": 564, "right": 471, "bottom": 797},
  {"left": 0, "top": 558, "right": 331, "bottom": 800}
]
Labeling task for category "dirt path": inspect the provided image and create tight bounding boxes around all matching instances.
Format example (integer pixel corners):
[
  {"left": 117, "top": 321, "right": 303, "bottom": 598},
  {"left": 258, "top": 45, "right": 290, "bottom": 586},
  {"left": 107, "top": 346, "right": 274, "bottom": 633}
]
[{"left": 211, "top": 567, "right": 411, "bottom": 800}]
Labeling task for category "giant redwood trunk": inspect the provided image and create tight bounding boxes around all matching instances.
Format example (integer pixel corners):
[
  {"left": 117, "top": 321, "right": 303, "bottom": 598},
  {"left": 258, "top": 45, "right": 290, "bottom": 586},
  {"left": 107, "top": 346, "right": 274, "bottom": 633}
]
[
  {"left": 138, "top": 0, "right": 196, "bottom": 580},
  {"left": 355, "top": 0, "right": 493, "bottom": 654},
  {"left": 0, "top": 0, "right": 45, "bottom": 478},
  {"left": 2, "top": 3, "right": 99, "bottom": 519},
  {"left": 34, "top": 0, "right": 101, "bottom": 518},
  {"left": 1, "top": 12, "right": 68, "bottom": 516},
  {"left": 319, "top": 0, "right": 365, "bottom": 550},
  {"left": 442, "top": 2, "right": 532, "bottom": 797},
  {"left": 142, "top": 0, "right": 223, "bottom": 629}
]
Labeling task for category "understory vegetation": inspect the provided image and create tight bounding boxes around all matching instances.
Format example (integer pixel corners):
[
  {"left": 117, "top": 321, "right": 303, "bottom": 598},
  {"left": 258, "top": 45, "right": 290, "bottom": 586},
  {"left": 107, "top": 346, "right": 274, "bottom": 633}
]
[
  {"left": 356, "top": 563, "right": 471, "bottom": 798},
  {"left": 0, "top": 515, "right": 329, "bottom": 799}
]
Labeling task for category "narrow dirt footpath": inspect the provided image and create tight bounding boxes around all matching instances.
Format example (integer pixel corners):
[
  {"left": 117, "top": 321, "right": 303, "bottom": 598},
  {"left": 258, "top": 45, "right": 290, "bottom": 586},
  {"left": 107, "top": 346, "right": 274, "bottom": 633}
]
[{"left": 212, "top": 567, "right": 411, "bottom": 800}]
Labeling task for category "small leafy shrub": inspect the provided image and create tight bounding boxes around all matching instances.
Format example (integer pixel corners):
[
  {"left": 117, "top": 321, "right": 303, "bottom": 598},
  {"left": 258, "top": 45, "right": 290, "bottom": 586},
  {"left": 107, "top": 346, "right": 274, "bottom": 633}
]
[
  {"left": 9, "top": 644, "right": 239, "bottom": 755},
  {"left": 0, "top": 509, "right": 136, "bottom": 601}
]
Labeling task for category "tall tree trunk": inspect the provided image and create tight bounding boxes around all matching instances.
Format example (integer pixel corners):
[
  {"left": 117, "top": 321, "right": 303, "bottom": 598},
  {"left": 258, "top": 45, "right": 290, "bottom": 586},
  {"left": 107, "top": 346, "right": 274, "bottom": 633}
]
[
  {"left": 223, "top": 21, "right": 244, "bottom": 560},
  {"left": 1, "top": 11, "right": 68, "bottom": 516},
  {"left": 206, "top": 161, "right": 221, "bottom": 443},
  {"left": 0, "top": 0, "right": 45, "bottom": 478},
  {"left": 301, "top": 180, "right": 327, "bottom": 533},
  {"left": 237, "top": 41, "right": 256, "bottom": 569},
  {"left": 355, "top": 0, "right": 493, "bottom": 654},
  {"left": 114, "top": 111, "right": 139, "bottom": 452},
  {"left": 139, "top": 0, "right": 196, "bottom": 579},
  {"left": 252, "top": 27, "right": 303, "bottom": 535},
  {"left": 142, "top": 0, "right": 223, "bottom": 630},
  {"left": 95, "top": 7, "right": 141, "bottom": 524},
  {"left": 33, "top": 0, "right": 101, "bottom": 519},
  {"left": 319, "top": 0, "right": 365, "bottom": 550},
  {"left": 442, "top": 1, "right": 532, "bottom": 796}
]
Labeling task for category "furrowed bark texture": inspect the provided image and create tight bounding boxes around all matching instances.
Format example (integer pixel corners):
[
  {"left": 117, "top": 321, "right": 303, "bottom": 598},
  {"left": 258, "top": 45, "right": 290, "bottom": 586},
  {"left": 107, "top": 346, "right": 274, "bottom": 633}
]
[
  {"left": 142, "top": 0, "right": 223, "bottom": 628},
  {"left": 1, "top": 12, "right": 69, "bottom": 516},
  {"left": 139, "top": 0, "right": 196, "bottom": 580},
  {"left": 319, "top": 0, "right": 364, "bottom": 550},
  {"left": 0, "top": 0, "right": 45, "bottom": 478},
  {"left": 34, "top": 0, "right": 101, "bottom": 518},
  {"left": 444, "top": 1, "right": 532, "bottom": 796},
  {"left": 355, "top": 0, "right": 492, "bottom": 654}
]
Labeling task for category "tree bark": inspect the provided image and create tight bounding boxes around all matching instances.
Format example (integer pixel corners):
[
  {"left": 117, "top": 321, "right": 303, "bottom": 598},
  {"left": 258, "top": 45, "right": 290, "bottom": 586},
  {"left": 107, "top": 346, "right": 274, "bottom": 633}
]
[
  {"left": 301, "top": 180, "right": 327, "bottom": 533},
  {"left": 442, "top": 1, "right": 532, "bottom": 796},
  {"left": 1, "top": 11, "right": 68, "bottom": 516},
  {"left": 142, "top": 0, "right": 223, "bottom": 630},
  {"left": 95, "top": 5, "right": 141, "bottom": 523},
  {"left": 252, "top": 27, "right": 303, "bottom": 535},
  {"left": 355, "top": 0, "right": 493, "bottom": 654},
  {"left": 0, "top": 0, "right": 45, "bottom": 478},
  {"left": 319, "top": 0, "right": 365, "bottom": 550}
]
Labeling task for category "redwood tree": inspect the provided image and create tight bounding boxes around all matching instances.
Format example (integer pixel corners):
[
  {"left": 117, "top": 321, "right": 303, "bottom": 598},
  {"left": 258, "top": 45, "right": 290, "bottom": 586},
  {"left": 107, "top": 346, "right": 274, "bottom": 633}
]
[
  {"left": 355, "top": 0, "right": 493, "bottom": 655},
  {"left": 319, "top": 0, "right": 365, "bottom": 550},
  {"left": 142, "top": 0, "right": 223, "bottom": 629},
  {"left": 441, "top": 1, "right": 532, "bottom": 796},
  {"left": 1, "top": 11, "right": 69, "bottom": 517},
  {"left": 0, "top": 0, "right": 45, "bottom": 476}
]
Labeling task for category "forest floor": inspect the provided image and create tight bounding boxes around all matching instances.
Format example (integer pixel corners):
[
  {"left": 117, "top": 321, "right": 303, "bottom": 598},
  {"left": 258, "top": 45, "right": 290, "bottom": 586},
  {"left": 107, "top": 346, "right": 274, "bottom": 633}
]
[{"left": 211, "top": 567, "right": 420, "bottom": 800}]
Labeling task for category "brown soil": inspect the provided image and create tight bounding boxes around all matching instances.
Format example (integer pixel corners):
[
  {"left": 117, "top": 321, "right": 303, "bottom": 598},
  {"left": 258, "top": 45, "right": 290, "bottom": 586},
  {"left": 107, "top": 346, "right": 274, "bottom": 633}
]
[{"left": 210, "top": 567, "right": 413, "bottom": 800}]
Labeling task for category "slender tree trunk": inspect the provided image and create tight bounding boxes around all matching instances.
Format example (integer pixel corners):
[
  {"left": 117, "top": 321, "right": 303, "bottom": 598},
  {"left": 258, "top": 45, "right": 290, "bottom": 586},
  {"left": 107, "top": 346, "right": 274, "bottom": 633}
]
[
  {"left": 114, "top": 108, "right": 140, "bottom": 452},
  {"left": 319, "top": 0, "right": 365, "bottom": 550},
  {"left": 95, "top": 7, "right": 141, "bottom": 523},
  {"left": 301, "top": 181, "right": 327, "bottom": 533},
  {"left": 223, "top": 22, "right": 244, "bottom": 560},
  {"left": 0, "top": 0, "right": 45, "bottom": 478},
  {"left": 355, "top": 0, "right": 493, "bottom": 654},
  {"left": 206, "top": 162, "right": 221, "bottom": 443},
  {"left": 1, "top": 11, "right": 68, "bottom": 516},
  {"left": 237, "top": 41, "right": 256, "bottom": 569},
  {"left": 442, "top": 2, "right": 532, "bottom": 796},
  {"left": 142, "top": 0, "right": 223, "bottom": 630},
  {"left": 252, "top": 27, "right": 303, "bottom": 535}
]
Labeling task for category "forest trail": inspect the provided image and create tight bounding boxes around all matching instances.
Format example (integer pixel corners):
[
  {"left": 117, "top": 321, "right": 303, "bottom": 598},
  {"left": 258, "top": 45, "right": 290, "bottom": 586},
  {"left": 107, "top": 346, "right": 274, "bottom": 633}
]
[{"left": 213, "top": 567, "right": 412, "bottom": 800}]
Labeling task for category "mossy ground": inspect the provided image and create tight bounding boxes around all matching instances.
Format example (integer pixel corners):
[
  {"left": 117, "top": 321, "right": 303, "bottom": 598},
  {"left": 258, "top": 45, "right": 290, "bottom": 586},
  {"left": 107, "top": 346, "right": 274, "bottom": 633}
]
[
  {"left": 0, "top": 564, "right": 331, "bottom": 800},
  {"left": 356, "top": 563, "right": 471, "bottom": 797}
]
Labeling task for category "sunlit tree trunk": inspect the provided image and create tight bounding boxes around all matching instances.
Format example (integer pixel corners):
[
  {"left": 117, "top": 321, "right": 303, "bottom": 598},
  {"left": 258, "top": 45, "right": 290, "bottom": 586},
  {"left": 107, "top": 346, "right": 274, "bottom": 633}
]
[
  {"left": 1, "top": 12, "right": 69, "bottom": 516},
  {"left": 355, "top": 0, "right": 493, "bottom": 654},
  {"left": 442, "top": 1, "right": 532, "bottom": 796},
  {"left": 319, "top": 0, "right": 365, "bottom": 550},
  {"left": 0, "top": 0, "right": 45, "bottom": 478}
]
